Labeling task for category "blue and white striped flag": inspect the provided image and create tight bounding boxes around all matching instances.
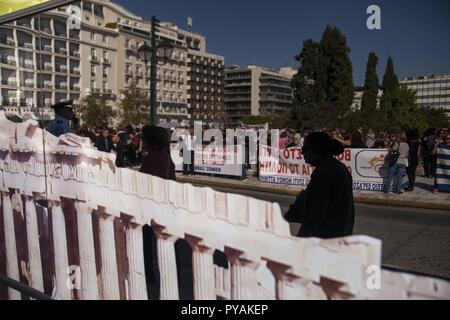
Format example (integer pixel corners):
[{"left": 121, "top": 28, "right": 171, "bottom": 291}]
[{"left": 436, "top": 144, "right": 450, "bottom": 191}]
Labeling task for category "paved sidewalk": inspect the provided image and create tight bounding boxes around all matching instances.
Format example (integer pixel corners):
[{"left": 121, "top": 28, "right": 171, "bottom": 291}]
[{"left": 176, "top": 172, "right": 450, "bottom": 211}]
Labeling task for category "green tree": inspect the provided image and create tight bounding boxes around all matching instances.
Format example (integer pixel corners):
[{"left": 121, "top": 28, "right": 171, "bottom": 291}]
[
  {"left": 290, "top": 39, "right": 324, "bottom": 129},
  {"left": 118, "top": 79, "right": 149, "bottom": 127},
  {"left": 361, "top": 52, "right": 379, "bottom": 112},
  {"left": 77, "top": 95, "right": 115, "bottom": 128},
  {"left": 380, "top": 56, "right": 399, "bottom": 116},
  {"left": 319, "top": 25, "right": 354, "bottom": 127},
  {"left": 421, "top": 107, "right": 450, "bottom": 129},
  {"left": 391, "top": 85, "right": 427, "bottom": 133},
  {"left": 291, "top": 25, "right": 354, "bottom": 130}
]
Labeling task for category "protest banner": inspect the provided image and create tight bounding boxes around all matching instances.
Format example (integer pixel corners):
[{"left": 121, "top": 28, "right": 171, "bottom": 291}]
[
  {"left": 171, "top": 143, "right": 246, "bottom": 179},
  {"left": 258, "top": 146, "right": 390, "bottom": 191}
]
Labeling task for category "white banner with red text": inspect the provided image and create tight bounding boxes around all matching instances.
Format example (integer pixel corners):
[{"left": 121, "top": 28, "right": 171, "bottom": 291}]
[
  {"left": 171, "top": 143, "right": 245, "bottom": 178},
  {"left": 258, "top": 146, "right": 390, "bottom": 191}
]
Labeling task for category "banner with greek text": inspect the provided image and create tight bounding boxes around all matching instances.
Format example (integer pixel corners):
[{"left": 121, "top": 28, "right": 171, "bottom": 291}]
[
  {"left": 171, "top": 143, "right": 245, "bottom": 178},
  {"left": 194, "top": 144, "right": 244, "bottom": 178},
  {"left": 258, "top": 146, "right": 390, "bottom": 191}
]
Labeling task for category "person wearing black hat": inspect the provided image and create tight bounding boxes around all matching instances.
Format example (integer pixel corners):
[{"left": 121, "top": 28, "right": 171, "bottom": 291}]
[{"left": 46, "top": 100, "right": 76, "bottom": 137}]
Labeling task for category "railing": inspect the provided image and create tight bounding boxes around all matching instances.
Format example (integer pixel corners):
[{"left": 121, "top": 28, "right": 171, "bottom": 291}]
[{"left": 0, "top": 113, "right": 449, "bottom": 300}]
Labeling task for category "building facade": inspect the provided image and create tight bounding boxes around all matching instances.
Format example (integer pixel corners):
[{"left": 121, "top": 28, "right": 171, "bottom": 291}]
[
  {"left": 400, "top": 74, "right": 450, "bottom": 112},
  {"left": 351, "top": 86, "right": 383, "bottom": 111},
  {"left": 224, "top": 65, "right": 295, "bottom": 128},
  {"left": 0, "top": 0, "right": 224, "bottom": 127}
]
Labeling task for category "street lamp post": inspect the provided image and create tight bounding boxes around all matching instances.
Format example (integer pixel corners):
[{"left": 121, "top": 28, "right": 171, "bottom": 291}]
[{"left": 138, "top": 16, "right": 187, "bottom": 126}]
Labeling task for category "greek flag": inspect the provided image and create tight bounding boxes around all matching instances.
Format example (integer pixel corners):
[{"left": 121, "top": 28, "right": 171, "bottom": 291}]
[{"left": 436, "top": 144, "right": 450, "bottom": 191}]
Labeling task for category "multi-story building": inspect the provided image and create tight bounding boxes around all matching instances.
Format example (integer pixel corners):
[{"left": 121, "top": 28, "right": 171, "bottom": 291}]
[
  {"left": 0, "top": 0, "right": 224, "bottom": 128},
  {"left": 351, "top": 86, "right": 383, "bottom": 111},
  {"left": 351, "top": 74, "right": 450, "bottom": 112},
  {"left": 224, "top": 65, "right": 295, "bottom": 128},
  {"left": 158, "top": 22, "right": 225, "bottom": 128},
  {"left": 400, "top": 74, "right": 450, "bottom": 112}
]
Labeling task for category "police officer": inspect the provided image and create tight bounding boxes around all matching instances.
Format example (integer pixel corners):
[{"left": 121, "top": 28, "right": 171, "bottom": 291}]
[{"left": 46, "top": 100, "right": 76, "bottom": 137}]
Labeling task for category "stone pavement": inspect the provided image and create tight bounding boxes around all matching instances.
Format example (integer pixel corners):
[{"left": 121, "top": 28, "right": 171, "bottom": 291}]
[{"left": 176, "top": 172, "right": 450, "bottom": 211}]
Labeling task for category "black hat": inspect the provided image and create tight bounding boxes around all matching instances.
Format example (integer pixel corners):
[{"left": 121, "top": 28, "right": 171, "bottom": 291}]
[{"left": 51, "top": 100, "right": 74, "bottom": 110}]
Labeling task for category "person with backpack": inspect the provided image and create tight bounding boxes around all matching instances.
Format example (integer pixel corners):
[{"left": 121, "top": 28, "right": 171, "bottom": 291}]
[{"left": 383, "top": 133, "right": 409, "bottom": 194}]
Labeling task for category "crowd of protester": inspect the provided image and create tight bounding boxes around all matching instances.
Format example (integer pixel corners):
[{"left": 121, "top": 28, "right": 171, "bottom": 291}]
[{"left": 77, "top": 123, "right": 449, "bottom": 195}]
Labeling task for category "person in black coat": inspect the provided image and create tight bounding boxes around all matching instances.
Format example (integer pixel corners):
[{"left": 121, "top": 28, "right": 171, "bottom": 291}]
[
  {"left": 95, "top": 129, "right": 115, "bottom": 153},
  {"left": 405, "top": 129, "right": 420, "bottom": 192},
  {"left": 139, "top": 125, "right": 175, "bottom": 180},
  {"left": 284, "top": 132, "right": 354, "bottom": 238}
]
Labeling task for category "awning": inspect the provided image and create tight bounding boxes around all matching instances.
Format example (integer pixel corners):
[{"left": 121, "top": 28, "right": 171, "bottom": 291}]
[{"left": 0, "top": 0, "right": 77, "bottom": 25}]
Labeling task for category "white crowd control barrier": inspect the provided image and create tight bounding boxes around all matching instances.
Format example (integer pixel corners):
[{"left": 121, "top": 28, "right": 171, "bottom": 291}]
[{"left": 0, "top": 112, "right": 449, "bottom": 300}]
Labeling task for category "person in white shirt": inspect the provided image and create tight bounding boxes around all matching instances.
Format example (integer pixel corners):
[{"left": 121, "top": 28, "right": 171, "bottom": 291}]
[{"left": 181, "top": 129, "right": 196, "bottom": 175}]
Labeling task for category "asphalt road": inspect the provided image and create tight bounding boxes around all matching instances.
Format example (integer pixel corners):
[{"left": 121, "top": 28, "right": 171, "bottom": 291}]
[{"left": 205, "top": 185, "right": 450, "bottom": 279}]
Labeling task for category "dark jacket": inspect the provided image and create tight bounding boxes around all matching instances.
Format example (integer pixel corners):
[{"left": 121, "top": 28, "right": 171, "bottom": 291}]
[
  {"left": 140, "top": 150, "right": 176, "bottom": 181},
  {"left": 284, "top": 156, "right": 354, "bottom": 238},
  {"left": 95, "top": 136, "right": 115, "bottom": 153}
]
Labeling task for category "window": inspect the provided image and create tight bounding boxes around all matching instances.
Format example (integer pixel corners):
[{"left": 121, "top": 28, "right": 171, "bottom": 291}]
[
  {"left": 91, "top": 65, "right": 95, "bottom": 76},
  {"left": 102, "top": 80, "right": 107, "bottom": 91},
  {"left": 90, "top": 32, "right": 95, "bottom": 41},
  {"left": 91, "top": 48, "right": 95, "bottom": 57},
  {"left": 103, "top": 50, "right": 107, "bottom": 59},
  {"left": 103, "top": 66, "right": 107, "bottom": 78},
  {"left": 103, "top": 35, "right": 107, "bottom": 44},
  {"left": 90, "top": 79, "right": 95, "bottom": 89},
  {"left": 125, "top": 39, "right": 130, "bottom": 48}
]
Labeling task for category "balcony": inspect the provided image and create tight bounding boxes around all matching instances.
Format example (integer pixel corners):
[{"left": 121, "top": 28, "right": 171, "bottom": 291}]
[
  {"left": 125, "top": 70, "right": 134, "bottom": 76},
  {"left": 44, "top": 80, "right": 53, "bottom": 89},
  {"left": 44, "top": 62, "right": 53, "bottom": 71},
  {"left": 59, "top": 48, "right": 68, "bottom": 55},
  {"left": 71, "top": 67, "right": 80, "bottom": 75},
  {"left": 41, "top": 27, "right": 52, "bottom": 35},
  {"left": 25, "top": 79, "right": 34, "bottom": 88},
  {"left": 24, "top": 43, "right": 33, "bottom": 50},
  {"left": 71, "top": 51, "right": 80, "bottom": 58},
  {"left": 0, "top": 37, "right": 15, "bottom": 46},
  {"left": 44, "top": 45, "right": 52, "bottom": 53},
  {"left": 0, "top": 55, "right": 16, "bottom": 66},
  {"left": 7, "top": 78, "right": 17, "bottom": 86},
  {"left": 90, "top": 56, "right": 99, "bottom": 63},
  {"left": 20, "top": 60, "right": 34, "bottom": 69},
  {"left": 102, "top": 58, "right": 111, "bottom": 65}
]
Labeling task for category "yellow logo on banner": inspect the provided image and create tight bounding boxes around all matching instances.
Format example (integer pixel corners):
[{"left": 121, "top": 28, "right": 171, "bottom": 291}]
[
  {"left": 0, "top": 0, "right": 50, "bottom": 17},
  {"left": 368, "top": 155, "right": 385, "bottom": 171}
]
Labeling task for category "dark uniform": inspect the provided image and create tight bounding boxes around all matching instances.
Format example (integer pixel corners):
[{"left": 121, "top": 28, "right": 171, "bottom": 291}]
[{"left": 46, "top": 100, "right": 75, "bottom": 137}]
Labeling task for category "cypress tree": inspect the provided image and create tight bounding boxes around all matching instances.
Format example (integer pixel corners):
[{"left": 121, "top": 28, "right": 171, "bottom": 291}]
[
  {"left": 290, "top": 39, "right": 325, "bottom": 129},
  {"left": 319, "top": 25, "right": 354, "bottom": 127},
  {"left": 361, "top": 52, "right": 379, "bottom": 112},
  {"left": 380, "top": 56, "right": 399, "bottom": 113}
]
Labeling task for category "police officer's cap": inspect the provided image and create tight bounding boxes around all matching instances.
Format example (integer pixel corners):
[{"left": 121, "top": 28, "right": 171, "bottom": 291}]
[{"left": 51, "top": 100, "right": 74, "bottom": 111}]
